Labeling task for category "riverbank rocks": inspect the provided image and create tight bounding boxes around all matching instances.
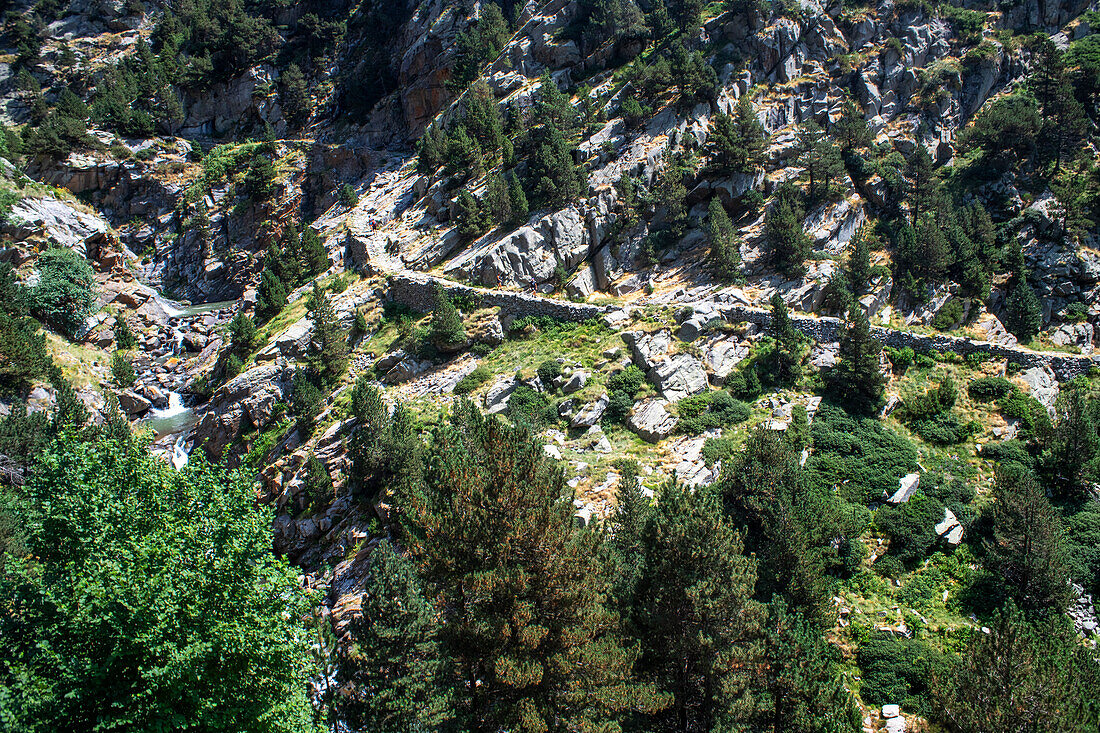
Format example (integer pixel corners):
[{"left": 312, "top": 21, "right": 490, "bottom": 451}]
[
  {"left": 192, "top": 362, "right": 291, "bottom": 460},
  {"left": 117, "top": 389, "right": 152, "bottom": 416},
  {"left": 628, "top": 399, "right": 677, "bottom": 443}
]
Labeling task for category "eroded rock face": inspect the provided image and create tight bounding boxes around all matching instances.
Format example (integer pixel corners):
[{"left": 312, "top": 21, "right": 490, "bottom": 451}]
[
  {"left": 192, "top": 362, "right": 293, "bottom": 460},
  {"left": 4, "top": 196, "right": 110, "bottom": 254},
  {"left": 628, "top": 399, "right": 677, "bottom": 443}
]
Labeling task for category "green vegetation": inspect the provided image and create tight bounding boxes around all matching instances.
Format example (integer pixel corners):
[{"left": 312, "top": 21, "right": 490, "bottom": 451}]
[
  {"left": 29, "top": 248, "right": 96, "bottom": 339},
  {"left": 0, "top": 434, "right": 317, "bottom": 731}
]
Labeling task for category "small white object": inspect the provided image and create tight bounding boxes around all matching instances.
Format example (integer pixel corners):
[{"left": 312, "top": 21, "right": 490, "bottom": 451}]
[{"left": 882, "top": 704, "right": 900, "bottom": 719}]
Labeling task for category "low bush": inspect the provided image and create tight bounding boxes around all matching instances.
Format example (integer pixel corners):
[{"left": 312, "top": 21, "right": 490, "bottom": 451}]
[
  {"left": 968, "top": 376, "right": 1016, "bottom": 401},
  {"left": 507, "top": 385, "right": 556, "bottom": 430},
  {"left": 876, "top": 492, "right": 945, "bottom": 564},
  {"left": 804, "top": 402, "right": 920, "bottom": 504},
  {"left": 536, "top": 359, "right": 562, "bottom": 385},
  {"left": 910, "top": 412, "right": 979, "bottom": 445},
  {"left": 857, "top": 633, "right": 947, "bottom": 719},
  {"left": 676, "top": 391, "right": 751, "bottom": 434},
  {"left": 607, "top": 365, "right": 645, "bottom": 396},
  {"left": 454, "top": 365, "right": 491, "bottom": 395}
]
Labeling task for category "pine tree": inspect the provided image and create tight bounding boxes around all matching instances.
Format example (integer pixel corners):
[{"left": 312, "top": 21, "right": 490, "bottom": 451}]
[
  {"left": 706, "top": 197, "right": 741, "bottom": 281},
  {"left": 765, "top": 183, "right": 811, "bottom": 277},
  {"left": 988, "top": 467, "right": 1072, "bottom": 614},
  {"left": 905, "top": 143, "right": 939, "bottom": 226},
  {"left": 228, "top": 311, "right": 258, "bottom": 355},
  {"left": 444, "top": 126, "right": 484, "bottom": 178},
  {"left": 299, "top": 453, "right": 333, "bottom": 514},
  {"left": 735, "top": 95, "right": 766, "bottom": 169},
  {"left": 464, "top": 78, "right": 505, "bottom": 157},
  {"left": 399, "top": 400, "right": 663, "bottom": 732},
  {"left": 256, "top": 266, "right": 288, "bottom": 322},
  {"left": 113, "top": 317, "right": 136, "bottom": 350},
  {"left": 455, "top": 188, "right": 486, "bottom": 242},
  {"left": 765, "top": 293, "right": 803, "bottom": 387},
  {"left": 719, "top": 429, "right": 842, "bottom": 626},
  {"left": 417, "top": 122, "right": 446, "bottom": 175},
  {"left": 633, "top": 479, "right": 759, "bottom": 732},
  {"left": 428, "top": 283, "right": 467, "bottom": 351},
  {"left": 1004, "top": 238, "right": 1028, "bottom": 289},
  {"left": 529, "top": 118, "right": 582, "bottom": 208},
  {"left": 1004, "top": 276, "right": 1042, "bottom": 342},
  {"left": 937, "top": 601, "right": 1100, "bottom": 733},
  {"left": 485, "top": 171, "right": 512, "bottom": 226},
  {"left": 534, "top": 71, "right": 576, "bottom": 133},
  {"left": 275, "top": 224, "right": 303, "bottom": 288},
  {"left": 48, "top": 363, "right": 88, "bottom": 432},
  {"left": 301, "top": 227, "right": 328, "bottom": 277},
  {"left": 796, "top": 121, "right": 843, "bottom": 201},
  {"left": 507, "top": 171, "right": 529, "bottom": 225},
  {"left": 848, "top": 227, "right": 871, "bottom": 296},
  {"left": 306, "top": 282, "right": 348, "bottom": 384},
  {"left": 748, "top": 598, "right": 862, "bottom": 733},
  {"left": 607, "top": 458, "right": 651, "bottom": 616},
  {"left": 828, "top": 306, "right": 885, "bottom": 414},
  {"left": 341, "top": 541, "right": 452, "bottom": 733},
  {"left": 832, "top": 97, "right": 871, "bottom": 152},
  {"left": 1044, "top": 387, "right": 1100, "bottom": 498}
]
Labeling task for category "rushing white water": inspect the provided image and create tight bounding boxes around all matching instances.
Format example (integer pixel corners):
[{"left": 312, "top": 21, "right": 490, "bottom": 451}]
[{"left": 170, "top": 434, "right": 189, "bottom": 470}]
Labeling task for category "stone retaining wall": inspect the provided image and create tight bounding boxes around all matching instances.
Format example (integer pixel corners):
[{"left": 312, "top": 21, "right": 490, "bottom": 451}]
[
  {"left": 387, "top": 273, "right": 1097, "bottom": 381},
  {"left": 387, "top": 273, "right": 611, "bottom": 322},
  {"left": 720, "top": 304, "right": 1098, "bottom": 381}
]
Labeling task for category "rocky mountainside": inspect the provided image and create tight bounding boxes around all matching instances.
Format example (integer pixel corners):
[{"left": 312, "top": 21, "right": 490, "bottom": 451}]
[{"left": 2, "top": 0, "right": 1100, "bottom": 730}]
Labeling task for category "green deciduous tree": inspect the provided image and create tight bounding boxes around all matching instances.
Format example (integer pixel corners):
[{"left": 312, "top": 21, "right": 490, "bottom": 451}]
[{"left": 0, "top": 435, "right": 317, "bottom": 732}]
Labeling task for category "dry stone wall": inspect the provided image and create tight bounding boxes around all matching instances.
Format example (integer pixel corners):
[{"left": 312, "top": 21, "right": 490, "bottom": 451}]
[
  {"left": 387, "top": 273, "right": 1098, "bottom": 381},
  {"left": 386, "top": 273, "right": 611, "bottom": 322}
]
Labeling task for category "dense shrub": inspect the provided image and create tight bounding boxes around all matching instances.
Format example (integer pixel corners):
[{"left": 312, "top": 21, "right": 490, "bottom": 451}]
[
  {"left": 804, "top": 403, "right": 920, "bottom": 504},
  {"left": 910, "top": 412, "right": 979, "bottom": 445},
  {"left": 536, "top": 359, "right": 562, "bottom": 385},
  {"left": 507, "top": 385, "right": 556, "bottom": 430},
  {"left": 607, "top": 365, "right": 646, "bottom": 396},
  {"left": 857, "top": 633, "right": 946, "bottom": 718},
  {"left": 675, "top": 391, "right": 751, "bottom": 434},
  {"left": 876, "top": 493, "right": 945, "bottom": 564},
  {"left": 30, "top": 249, "right": 97, "bottom": 338},
  {"left": 454, "top": 365, "right": 491, "bottom": 395},
  {"left": 968, "top": 376, "right": 1016, "bottom": 402}
]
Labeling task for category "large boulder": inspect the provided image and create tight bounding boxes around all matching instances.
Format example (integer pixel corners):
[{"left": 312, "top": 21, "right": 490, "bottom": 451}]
[
  {"left": 570, "top": 393, "right": 608, "bottom": 429},
  {"left": 649, "top": 354, "right": 709, "bottom": 402},
  {"left": 628, "top": 399, "right": 678, "bottom": 443},
  {"left": 621, "top": 329, "right": 673, "bottom": 371},
  {"left": 192, "top": 363, "right": 291, "bottom": 460}
]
